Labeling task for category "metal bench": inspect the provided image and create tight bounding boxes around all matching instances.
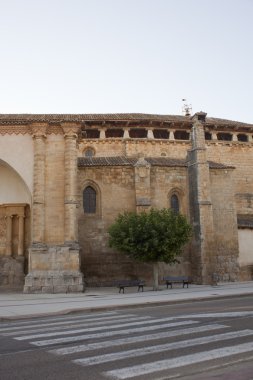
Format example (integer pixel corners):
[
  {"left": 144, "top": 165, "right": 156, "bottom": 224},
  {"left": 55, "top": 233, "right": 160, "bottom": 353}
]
[
  {"left": 116, "top": 280, "right": 145, "bottom": 294},
  {"left": 163, "top": 276, "right": 191, "bottom": 289}
]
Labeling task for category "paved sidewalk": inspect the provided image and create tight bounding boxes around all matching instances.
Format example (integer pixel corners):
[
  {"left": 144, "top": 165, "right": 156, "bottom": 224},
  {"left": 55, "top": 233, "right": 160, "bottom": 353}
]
[{"left": 0, "top": 281, "right": 253, "bottom": 320}]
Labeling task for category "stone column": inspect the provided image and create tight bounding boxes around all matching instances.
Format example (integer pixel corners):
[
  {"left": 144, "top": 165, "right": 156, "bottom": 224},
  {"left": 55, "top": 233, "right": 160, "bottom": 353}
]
[
  {"left": 169, "top": 130, "right": 175, "bottom": 140},
  {"left": 32, "top": 123, "right": 47, "bottom": 245},
  {"left": 5, "top": 215, "right": 13, "bottom": 256},
  {"left": 188, "top": 112, "right": 215, "bottom": 284},
  {"left": 62, "top": 124, "right": 79, "bottom": 245},
  {"left": 123, "top": 128, "right": 130, "bottom": 138},
  {"left": 211, "top": 132, "right": 217, "bottom": 140},
  {"left": 147, "top": 129, "right": 154, "bottom": 139},
  {"left": 232, "top": 134, "right": 238, "bottom": 142},
  {"left": 99, "top": 129, "right": 106, "bottom": 139},
  {"left": 18, "top": 215, "right": 25, "bottom": 256}
]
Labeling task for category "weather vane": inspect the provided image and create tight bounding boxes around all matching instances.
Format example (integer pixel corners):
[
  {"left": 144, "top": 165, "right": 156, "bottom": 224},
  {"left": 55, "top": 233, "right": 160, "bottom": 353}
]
[{"left": 182, "top": 99, "right": 192, "bottom": 116}]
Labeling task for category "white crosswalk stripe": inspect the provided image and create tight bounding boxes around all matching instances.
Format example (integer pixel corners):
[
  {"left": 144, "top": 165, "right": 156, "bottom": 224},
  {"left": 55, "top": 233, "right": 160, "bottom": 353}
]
[
  {"left": 104, "top": 342, "right": 253, "bottom": 379},
  {"left": 74, "top": 329, "right": 253, "bottom": 367},
  {"left": 2, "top": 310, "right": 253, "bottom": 379},
  {"left": 0, "top": 311, "right": 118, "bottom": 329},
  {"left": 30, "top": 320, "right": 198, "bottom": 346},
  {"left": 13, "top": 316, "right": 196, "bottom": 341},
  {"left": 3, "top": 315, "right": 151, "bottom": 336},
  {"left": 0, "top": 313, "right": 130, "bottom": 335},
  {"left": 14, "top": 316, "right": 196, "bottom": 341},
  {"left": 49, "top": 323, "right": 227, "bottom": 356}
]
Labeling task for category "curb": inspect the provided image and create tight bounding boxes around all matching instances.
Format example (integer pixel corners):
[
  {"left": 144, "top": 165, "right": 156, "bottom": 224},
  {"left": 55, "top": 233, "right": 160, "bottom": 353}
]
[{"left": 1, "top": 291, "right": 253, "bottom": 322}]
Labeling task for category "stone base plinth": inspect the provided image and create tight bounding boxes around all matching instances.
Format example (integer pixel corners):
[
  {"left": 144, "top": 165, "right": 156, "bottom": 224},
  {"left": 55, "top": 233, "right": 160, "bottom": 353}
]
[
  {"left": 24, "top": 270, "right": 84, "bottom": 293},
  {"left": 23, "top": 245, "right": 85, "bottom": 293},
  {"left": 239, "top": 265, "right": 253, "bottom": 281},
  {"left": 0, "top": 256, "right": 25, "bottom": 288}
]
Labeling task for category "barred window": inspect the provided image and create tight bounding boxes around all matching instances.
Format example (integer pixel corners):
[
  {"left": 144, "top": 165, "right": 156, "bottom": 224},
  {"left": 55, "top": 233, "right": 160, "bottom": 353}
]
[
  {"left": 83, "top": 186, "right": 96, "bottom": 213},
  {"left": 171, "top": 194, "right": 179, "bottom": 214}
]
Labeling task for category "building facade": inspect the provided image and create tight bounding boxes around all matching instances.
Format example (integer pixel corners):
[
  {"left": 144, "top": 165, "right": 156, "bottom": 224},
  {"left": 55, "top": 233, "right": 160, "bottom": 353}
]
[{"left": 0, "top": 112, "right": 252, "bottom": 292}]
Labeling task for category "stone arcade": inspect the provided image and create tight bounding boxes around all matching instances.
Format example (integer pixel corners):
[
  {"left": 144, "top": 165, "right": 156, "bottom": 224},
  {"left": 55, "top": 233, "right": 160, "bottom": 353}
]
[{"left": 0, "top": 112, "right": 252, "bottom": 292}]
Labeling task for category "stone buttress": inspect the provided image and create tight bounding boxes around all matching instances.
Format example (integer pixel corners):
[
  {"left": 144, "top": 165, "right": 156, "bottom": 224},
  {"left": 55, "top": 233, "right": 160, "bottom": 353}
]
[{"left": 24, "top": 123, "right": 84, "bottom": 293}]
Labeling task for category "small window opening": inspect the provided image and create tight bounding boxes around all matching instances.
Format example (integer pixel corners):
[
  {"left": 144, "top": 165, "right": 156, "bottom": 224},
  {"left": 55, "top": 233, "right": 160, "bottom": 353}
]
[
  {"left": 129, "top": 129, "right": 147, "bottom": 138},
  {"left": 171, "top": 194, "right": 180, "bottom": 214},
  {"left": 153, "top": 129, "right": 169, "bottom": 139},
  {"left": 83, "top": 129, "right": 100, "bottom": 139},
  {"left": 217, "top": 133, "right": 232, "bottom": 141},
  {"left": 105, "top": 129, "right": 124, "bottom": 138},
  {"left": 83, "top": 186, "right": 96, "bottom": 213},
  {"left": 174, "top": 130, "right": 190, "bottom": 140},
  {"left": 205, "top": 132, "right": 212, "bottom": 140},
  {"left": 83, "top": 148, "right": 95, "bottom": 157},
  {"left": 237, "top": 134, "right": 248, "bottom": 142}
]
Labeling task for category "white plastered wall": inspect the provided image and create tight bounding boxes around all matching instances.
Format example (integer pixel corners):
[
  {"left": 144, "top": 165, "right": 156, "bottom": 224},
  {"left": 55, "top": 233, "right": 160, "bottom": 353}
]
[
  {"left": 0, "top": 134, "right": 33, "bottom": 196},
  {"left": 0, "top": 163, "right": 31, "bottom": 203},
  {"left": 238, "top": 229, "right": 253, "bottom": 266}
]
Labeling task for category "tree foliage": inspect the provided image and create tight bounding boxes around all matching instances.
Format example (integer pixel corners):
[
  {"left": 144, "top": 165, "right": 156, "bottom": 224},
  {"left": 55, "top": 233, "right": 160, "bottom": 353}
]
[{"left": 108, "top": 208, "right": 192, "bottom": 265}]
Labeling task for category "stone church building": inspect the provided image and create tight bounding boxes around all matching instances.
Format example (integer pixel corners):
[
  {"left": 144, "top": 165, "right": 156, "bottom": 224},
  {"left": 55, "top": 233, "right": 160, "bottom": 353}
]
[{"left": 0, "top": 111, "right": 252, "bottom": 292}]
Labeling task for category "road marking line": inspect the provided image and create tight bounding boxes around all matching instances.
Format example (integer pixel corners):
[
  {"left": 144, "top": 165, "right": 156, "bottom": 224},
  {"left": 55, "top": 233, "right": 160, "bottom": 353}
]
[
  {"left": 50, "top": 324, "right": 227, "bottom": 356},
  {"left": 104, "top": 342, "right": 253, "bottom": 379},
  {"left": 15, "top": 316, "right": 193, "bottom": 341},
  {"left": 31, "top": 320, "right": 198, "bottom": 347},
  {"left": 74, "top": 329, "right": 253, "bottom": 366}
]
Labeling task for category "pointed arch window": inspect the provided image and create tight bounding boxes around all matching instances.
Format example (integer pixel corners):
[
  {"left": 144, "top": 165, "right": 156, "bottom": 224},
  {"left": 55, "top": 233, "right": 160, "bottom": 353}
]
[
  {"left": 171, "top": 194, "right": 179, "bottom": 214},
  {"left": 83, "top": 186, "right": 96, "bottom": 213}
]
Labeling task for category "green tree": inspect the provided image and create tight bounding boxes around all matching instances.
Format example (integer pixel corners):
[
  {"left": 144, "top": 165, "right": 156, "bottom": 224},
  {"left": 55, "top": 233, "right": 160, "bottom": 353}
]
[{"left": 108, "top": 208, "right": 192, "bottom": 290}]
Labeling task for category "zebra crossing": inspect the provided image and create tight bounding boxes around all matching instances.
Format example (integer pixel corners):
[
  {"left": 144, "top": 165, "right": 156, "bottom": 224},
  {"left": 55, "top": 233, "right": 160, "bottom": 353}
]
[{"left": 1, "top": 310, "right": 253, "bottom": 379}]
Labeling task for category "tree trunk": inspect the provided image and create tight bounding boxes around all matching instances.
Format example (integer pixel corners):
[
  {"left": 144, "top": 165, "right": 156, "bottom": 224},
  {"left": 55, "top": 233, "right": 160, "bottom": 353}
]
[{"left": 153, "top": 262, "right": 159, "bottom": 291}]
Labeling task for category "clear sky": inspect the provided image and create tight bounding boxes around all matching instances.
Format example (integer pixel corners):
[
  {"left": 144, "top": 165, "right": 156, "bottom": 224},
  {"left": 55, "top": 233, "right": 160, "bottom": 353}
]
[{"left": 1, "top": 0, "right": 252, "bottom": 123}]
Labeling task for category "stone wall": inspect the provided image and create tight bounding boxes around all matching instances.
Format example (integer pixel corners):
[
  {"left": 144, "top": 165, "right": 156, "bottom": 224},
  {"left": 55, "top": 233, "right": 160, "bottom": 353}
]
[
  {"left": 0, "top": 256, "right": 24, "bottom": 289},
  {"left": 1, "top": 113, "right": 253, "bottom": 291},
  {"left": 78, "top": 139, "right": 190, "bottom": 159},
  {"left": 210, "top": 168, "right": 239, "bottom": 281},
  {"left": 78, "top": 164, "right": 191, "bottom": 286},
  {"left": 78, "top": 166, "right": 139, "bottom": 285},
  {"left": 206, "top": 142, "right": 253, "bottom": 215}
]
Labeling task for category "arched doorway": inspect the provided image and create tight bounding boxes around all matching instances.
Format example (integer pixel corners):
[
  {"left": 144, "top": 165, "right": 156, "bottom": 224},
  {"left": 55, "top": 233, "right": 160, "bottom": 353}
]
[{"left": 0, "top": 160, "right": 31, "bottom": 289}]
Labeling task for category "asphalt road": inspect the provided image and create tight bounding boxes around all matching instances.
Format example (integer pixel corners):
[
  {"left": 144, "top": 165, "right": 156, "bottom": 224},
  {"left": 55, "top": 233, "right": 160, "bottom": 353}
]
[{"left": 0, "top": 296, "right": 253, "bottom": 380}]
